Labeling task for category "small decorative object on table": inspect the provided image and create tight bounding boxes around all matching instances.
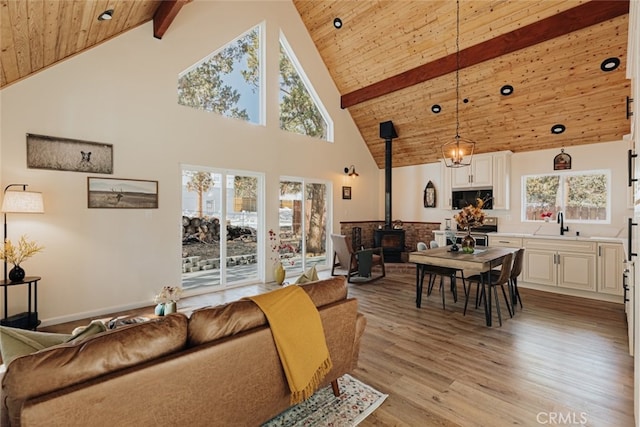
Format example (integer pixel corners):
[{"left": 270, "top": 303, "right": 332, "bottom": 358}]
[
  {"left": 541, "top": 211, "right": 552, "bottom": 222},
  {"left": 0, "top": 235, "right": 44, "bottom": 282},
  {"left": 269, "top": 229, "right": 296, "bottom": 286},
  {"left": 454, "top": 198, "right": 487, "bottom": 254},
  {"left": 153, "top": 285, "right": 182, "bottom": 316}
]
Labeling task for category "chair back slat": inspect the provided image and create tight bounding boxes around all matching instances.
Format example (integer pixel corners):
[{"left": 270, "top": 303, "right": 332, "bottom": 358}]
[
  {"left": 511, "top": 248, "right": 525, "bottom": 279},
  {"left": 495, "top": 253, "right": 513, "bottom": 285}
]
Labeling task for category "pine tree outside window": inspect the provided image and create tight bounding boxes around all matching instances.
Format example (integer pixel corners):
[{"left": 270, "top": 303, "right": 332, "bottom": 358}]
[
  {"left": 178, "top": 24, "right": 263, "bottom": 125},
  {"left": 279, "top": 33, "right": 332, "bottom": 141}
]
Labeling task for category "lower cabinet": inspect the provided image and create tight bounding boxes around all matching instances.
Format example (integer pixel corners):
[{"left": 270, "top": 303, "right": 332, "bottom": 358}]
[
  {"left": 522, "top": 239, "right": 597, "bottom": 292},
  {"left": 597, "top": 242, "right": 624, "bottom": 296}
]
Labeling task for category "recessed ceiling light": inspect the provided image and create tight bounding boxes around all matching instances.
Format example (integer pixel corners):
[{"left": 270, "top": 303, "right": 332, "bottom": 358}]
[
  {"left": 500, "top": 85, "right": 514, "bottom": 96},
  {"left": 98, "top": 9, "right": 113, "bottom": 21},
  {"left": 600, "top": 57, "right": 620, "bottom": 72},
  {"left": 431, "top": 104, "right": 441, "bottom": 114},
  {"left": 333, "top": 18, "right": 342, "bottom": 29},
  {"left": 551, "top": 124, "right": 566, "bottom": 134}
]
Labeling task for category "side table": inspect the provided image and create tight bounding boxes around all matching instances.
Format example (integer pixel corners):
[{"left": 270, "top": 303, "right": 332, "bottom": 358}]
[{"left": 0, "top": 276, "right": 41, "bottom": 330}]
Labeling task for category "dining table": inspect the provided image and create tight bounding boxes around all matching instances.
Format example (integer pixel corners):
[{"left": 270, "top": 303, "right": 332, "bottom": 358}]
[{"left": 408, "top": 245, "right": 518, "bottom": 326}]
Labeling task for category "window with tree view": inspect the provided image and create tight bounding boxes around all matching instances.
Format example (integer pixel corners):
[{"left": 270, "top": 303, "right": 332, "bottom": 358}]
[
  {"left": 178, "top": 25, "right": 261, "bottom": 124},
  {"left": 523, "top": 171, "right": 610, "bottom": 222},
  {"left": 279, "top": 34, "right": 331, "bottom": 140}
]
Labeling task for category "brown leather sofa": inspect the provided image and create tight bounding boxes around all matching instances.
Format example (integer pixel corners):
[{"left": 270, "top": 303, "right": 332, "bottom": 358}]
[{"left": 1, "top": 276, "right": 366, "bottom": 426}]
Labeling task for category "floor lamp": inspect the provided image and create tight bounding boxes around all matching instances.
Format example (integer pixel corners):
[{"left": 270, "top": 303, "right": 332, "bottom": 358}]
[{"left": 2, "top": 184, "right": 45, "bottom": 283}]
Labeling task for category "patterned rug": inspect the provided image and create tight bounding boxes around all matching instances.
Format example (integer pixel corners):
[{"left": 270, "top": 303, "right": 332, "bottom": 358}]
[{"left": 262, "top": 374, "right": 387, "bottom": 426}]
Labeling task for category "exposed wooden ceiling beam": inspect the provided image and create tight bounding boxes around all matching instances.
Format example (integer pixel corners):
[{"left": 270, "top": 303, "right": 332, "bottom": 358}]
[
  {"left": 340, "top": 0, "right": 629, "bottom": 109},
  {"left": 153, "top": 0, "right": 190, "bottom": 40}
]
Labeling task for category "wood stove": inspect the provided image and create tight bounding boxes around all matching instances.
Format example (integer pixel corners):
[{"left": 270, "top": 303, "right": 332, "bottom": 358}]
[
  {"left": 374, "top": 120, "right": 406, "bottom": 263},
  {"left": 374, "top": 228, "right": 405, "bottom": 263}
]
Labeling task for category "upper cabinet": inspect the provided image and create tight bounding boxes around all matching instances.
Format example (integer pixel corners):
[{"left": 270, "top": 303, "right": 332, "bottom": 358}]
[
  {"left": 451, "top": 155, "right": 492, "bottom": 188},
  {"left": 444, "top": 151, "right": 512, "bottom": 210}
]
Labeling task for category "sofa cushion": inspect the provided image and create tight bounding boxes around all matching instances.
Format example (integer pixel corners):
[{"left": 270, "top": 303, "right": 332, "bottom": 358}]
[
  {"left": 1, "top": 313, "right": 188, "bottom": 427},
  {"left": 188, "top": 276, "right": 347, "bottom": 347},
  {"left": 294, "top": 265, "right": 319, "bottom": 284},
  {"left": 0, "top": 321, "right": 106, "bottom": 365}
]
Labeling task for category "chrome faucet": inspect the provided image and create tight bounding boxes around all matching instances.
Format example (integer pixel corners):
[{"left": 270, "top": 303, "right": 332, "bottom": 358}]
[{"left": 557, "top": 211, "right": 569, "bottom": 235}]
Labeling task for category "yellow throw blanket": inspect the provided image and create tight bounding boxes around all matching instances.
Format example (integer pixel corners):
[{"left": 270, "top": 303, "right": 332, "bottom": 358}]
[{"left": 248, "top": 285, "right": 333, "bottom": 404}]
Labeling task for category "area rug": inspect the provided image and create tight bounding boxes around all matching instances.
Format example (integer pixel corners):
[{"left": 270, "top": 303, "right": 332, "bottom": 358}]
[{"left": 262, "top": 374, "right": 387, "bottom": 426}]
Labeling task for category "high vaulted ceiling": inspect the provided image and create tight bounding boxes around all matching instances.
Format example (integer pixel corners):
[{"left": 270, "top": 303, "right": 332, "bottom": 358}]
[{"left": 1, "top": 1, "right": 632, "bottom": 169}]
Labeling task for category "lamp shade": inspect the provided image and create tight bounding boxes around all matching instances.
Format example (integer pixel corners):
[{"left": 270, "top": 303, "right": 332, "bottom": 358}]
[{"left": 1, "top": 191, "right": 44, "bottom": 213}]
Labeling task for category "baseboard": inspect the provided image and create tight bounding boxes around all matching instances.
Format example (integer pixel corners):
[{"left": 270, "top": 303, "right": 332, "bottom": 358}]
[{"left": 38, "top": 300, "right": 155, "bottom": 327}]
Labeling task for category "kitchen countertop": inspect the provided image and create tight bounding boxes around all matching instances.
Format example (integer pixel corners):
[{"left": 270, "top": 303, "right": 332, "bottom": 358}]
[{"left": 432, "top": 230, "right": 628, "bottom": 257}]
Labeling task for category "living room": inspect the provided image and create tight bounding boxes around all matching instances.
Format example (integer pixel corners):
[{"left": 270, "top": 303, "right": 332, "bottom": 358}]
[{"left": 1, "top": 0, "right": 639, "bottom": 425}]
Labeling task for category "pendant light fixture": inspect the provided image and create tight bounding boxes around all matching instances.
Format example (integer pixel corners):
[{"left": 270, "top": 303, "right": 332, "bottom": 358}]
[{"left": 442, "top": 0, "right": 475, "bottom": 168}]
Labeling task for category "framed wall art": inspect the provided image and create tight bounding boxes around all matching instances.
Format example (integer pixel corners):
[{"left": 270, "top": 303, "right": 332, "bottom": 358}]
[
  {"left": 88, "top": 177, "right": 158, "bottom": 209},
  {"left": 342, "top": 186, "right": 352, "bottom": 200},
  {"left": 27, "top": 133, "right": 113, "bottom": 174}
]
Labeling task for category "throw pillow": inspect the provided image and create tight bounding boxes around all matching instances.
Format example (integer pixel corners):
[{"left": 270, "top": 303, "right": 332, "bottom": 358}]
[
  {"left": 294, "top": 265, "right": 319, "bottom": 284},
  {"left": 0, "top": 321, "right": 107, "bottom": 366}
]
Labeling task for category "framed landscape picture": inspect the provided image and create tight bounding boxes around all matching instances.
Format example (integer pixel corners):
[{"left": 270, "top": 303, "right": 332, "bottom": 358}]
[
  {"left": 88, "top": 177, "right": 158, "bottom": 209},
  {"left": 27, "top": 133, "right": 113, "bottom": 174}
]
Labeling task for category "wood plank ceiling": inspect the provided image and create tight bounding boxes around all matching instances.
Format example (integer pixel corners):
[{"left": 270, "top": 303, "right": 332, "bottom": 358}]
[
  {"left": 0, "top": 1, "right": 632, "bottom": 169},
  {"left": 293, "top": 0, "right": 632, "bottom": 168}
]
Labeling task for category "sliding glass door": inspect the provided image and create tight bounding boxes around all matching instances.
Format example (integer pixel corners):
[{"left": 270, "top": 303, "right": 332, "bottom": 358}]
[
  {"left": 278, "top": 179, "right": 329, "bottom": 275},
  {"left": 182, "top": 166, "right": 261, "bottom": 290}
]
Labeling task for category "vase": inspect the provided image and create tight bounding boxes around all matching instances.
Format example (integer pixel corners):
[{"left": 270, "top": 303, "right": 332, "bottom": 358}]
[
  {"left": 8, "top": 265, "right": 25, "bottom": 282},
  {"left": 461, "top": 232, "right": 475, "bottom": 253},
  {"left": 154, "top": 303, "right": 165, "bottom": 316},
  {"left": 164, "top": 301, "right": 177, "bottom": 315},
  {"left": 274, "top": 262, "right": 286, "bottom": 286}
]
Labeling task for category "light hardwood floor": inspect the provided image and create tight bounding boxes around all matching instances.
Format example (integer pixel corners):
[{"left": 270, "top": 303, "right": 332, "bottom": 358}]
[{"left": 41, "top": 270, "right": 635, "bottom": 426}]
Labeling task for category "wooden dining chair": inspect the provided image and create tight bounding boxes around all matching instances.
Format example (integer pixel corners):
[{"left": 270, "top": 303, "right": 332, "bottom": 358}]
[
  {"left": 416, "top": 241, "right": 465, "bottom": 310},
  {"left": 464, "top": 252, "right": 513, "bottom": 326},
  {"left": 490, "top": 248, "right": 525, "bottom": 311}
]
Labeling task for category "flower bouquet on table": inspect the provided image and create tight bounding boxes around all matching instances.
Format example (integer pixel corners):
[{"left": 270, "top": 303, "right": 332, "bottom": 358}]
[
  {"left": 453, "top": 198, "right": 487, "bottom": 253},
  {"left": 153, "top": 285, "right": 183, "bottom": 316},
  {"left": 541, "top": 211, "right": 553, "bottom": 222}
]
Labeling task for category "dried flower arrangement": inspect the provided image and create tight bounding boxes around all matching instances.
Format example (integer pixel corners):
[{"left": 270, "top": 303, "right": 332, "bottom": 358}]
[
  {"left": 0, "top": 235, "right": 44, "bottom": 266},
  {"left": 454, "top": 198, "right": 486, "bottom": 230},
  {"left": 153, "top": 286, "right": 183, "bottom": 304}
]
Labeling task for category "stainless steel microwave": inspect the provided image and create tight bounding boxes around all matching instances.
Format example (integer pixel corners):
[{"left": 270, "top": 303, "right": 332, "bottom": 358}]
[{"left": 452, "top": 188, "right": 493, "bottom": 210}]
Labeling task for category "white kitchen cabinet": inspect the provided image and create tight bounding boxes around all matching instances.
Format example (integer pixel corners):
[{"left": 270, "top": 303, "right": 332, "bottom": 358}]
[
  {"left": 488, "top": 236, "right": 522, "bottom": 248},
  {"left": 491, "top": 151, "right": 511, "bottom": 209},
  {"left": 597, "top": 242, "right": 624, "bottom": 296},
  {"left": 523, "top": 238, "right": 597, "bottom": 292},
  {"left": 451, "top": 154, "right": 492, "bottom": 188},
  {"left": 440, "top": 160, "right": 452, "bottom": 209}
]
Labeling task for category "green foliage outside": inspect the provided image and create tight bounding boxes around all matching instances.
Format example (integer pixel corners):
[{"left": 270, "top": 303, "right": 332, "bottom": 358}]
[{"left": 524, "top": 173, "right": 607, "bottom": 221}]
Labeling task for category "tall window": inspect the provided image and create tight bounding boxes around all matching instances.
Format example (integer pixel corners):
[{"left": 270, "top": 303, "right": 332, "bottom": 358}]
[
  {"left": 178, "top": 24, "right": 263, "bottom": 124},
  {"left": 278, "top": 178, "right": 329, "bottom": 274},
  {"left": 522, "top": 170, "right": 610, "bottom": 222},
  {"left": 182, "top": 166, "right": 262, "bottom": 290},
  {"left": 279, "top": 33, "right": 332, "bottom": 141}
]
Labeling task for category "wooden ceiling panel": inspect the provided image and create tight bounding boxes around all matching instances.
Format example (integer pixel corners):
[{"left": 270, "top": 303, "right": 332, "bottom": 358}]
[
  {"left": 0, "top": 0, "right": 163, "bottom": 89},
  {"left": 296, "top": 2, "right": 630, "bottom": 168}
]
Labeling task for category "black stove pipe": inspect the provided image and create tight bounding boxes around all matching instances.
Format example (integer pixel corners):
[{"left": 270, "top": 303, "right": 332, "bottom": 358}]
[{"left": 379, "top": 121, "right": 398, "bottom": 229}]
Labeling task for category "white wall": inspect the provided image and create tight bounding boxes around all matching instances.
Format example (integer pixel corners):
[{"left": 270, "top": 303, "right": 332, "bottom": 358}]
[
  {"left": 0, "top": 1, "right": 380, "bottom": 325},
  {"left": 387, "top": 140, "right": 631, "bottom": 237}
]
